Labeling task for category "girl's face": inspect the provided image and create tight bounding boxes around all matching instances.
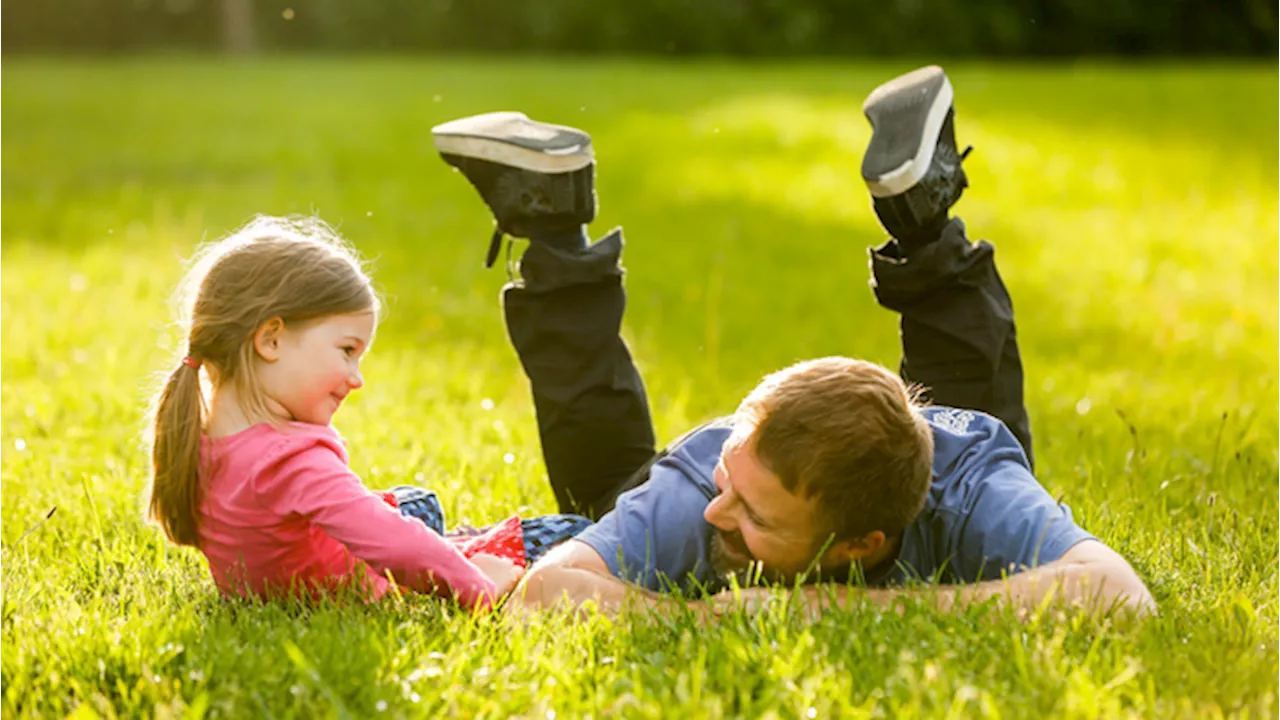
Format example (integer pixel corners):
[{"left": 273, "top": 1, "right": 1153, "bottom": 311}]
[{"left": 256, "top": 311, "right": 376, "bottom": 426}]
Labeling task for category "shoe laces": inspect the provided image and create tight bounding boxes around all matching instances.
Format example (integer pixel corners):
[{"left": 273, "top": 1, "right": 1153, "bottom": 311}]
[
  {"left": 485, "top": 226, "right": 519, "bottom": 280},
  {"left": 485, "top": 226, "right": 504, "bottom": 268}
]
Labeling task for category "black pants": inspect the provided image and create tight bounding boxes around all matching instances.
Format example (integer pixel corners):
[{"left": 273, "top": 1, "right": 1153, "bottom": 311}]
[{"left": 503, "top": 218, "right": 1032, "bottom": 521}]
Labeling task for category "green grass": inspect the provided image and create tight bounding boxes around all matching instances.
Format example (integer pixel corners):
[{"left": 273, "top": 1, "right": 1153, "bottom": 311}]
[{"left": 2, "top": 57, "right": 1276, "bottom": 718}]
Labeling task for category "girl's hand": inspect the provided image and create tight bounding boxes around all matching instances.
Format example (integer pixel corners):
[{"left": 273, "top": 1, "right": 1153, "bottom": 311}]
[{"left": 470, "top": 553, "right": 525, "bottom": 599}]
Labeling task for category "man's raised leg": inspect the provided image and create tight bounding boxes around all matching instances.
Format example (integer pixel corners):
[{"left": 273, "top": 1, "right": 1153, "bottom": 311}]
[
  {"left": 504, "top": 236, "right": 658, "bottom": 519},
  {"left": 861, "top": 67, "right": 1034, "bottom": 464},
  {"left": 432, "top": 112, "right": 657, "bottom": 519}
]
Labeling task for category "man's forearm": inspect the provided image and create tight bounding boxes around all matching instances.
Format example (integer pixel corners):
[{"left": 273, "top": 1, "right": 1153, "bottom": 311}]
[
  {"left": 724, "top": 551, "right": 1155, "bottom": 619},
  {"left": 869, "top": 561, "right": 1153, "bottom": 615}
]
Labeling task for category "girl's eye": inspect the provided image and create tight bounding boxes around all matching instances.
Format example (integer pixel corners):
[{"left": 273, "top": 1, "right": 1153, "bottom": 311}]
[{"left": 343, "top": 346, "right": 357, "bottom": 357}]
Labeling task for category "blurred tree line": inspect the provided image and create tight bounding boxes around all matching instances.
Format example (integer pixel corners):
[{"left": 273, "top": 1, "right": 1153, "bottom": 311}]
[{"left": 4, "top": 0, "right": 1276, "bottom": 56}]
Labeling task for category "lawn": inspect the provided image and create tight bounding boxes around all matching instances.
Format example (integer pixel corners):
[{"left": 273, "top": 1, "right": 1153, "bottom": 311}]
[{"left": 1, "top": 57, "right": 1276, "bottom": 718}]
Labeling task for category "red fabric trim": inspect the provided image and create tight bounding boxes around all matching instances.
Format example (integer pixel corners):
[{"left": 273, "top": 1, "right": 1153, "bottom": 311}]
[{"left": 448, "top": 516, "right": 526, "bottom": 568}]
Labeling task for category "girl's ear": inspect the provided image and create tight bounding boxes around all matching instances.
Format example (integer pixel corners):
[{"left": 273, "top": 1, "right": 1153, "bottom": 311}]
[{"left": 253, "top": 317, "right": 286, "bottom": 362}]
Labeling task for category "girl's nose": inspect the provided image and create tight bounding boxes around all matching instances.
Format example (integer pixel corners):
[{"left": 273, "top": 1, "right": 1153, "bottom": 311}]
[{"left": 349, "top": 368, "right": 364, "bottom": 390}]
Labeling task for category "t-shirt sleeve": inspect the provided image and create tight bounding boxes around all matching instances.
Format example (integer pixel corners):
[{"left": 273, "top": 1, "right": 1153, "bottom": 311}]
[
  {"left": 573, "top": 465, "right": 713, "bottom": 593},
  {"left": 255, "top": 438, "right": 497, "bottom": 608},
  {"left": 951, "top": 459, "right": 1096, "bottom": 582}
]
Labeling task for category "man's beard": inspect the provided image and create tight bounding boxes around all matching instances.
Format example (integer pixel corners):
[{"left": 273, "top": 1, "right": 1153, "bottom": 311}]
[
  {"left": 708, "top": 530, "right": 859, "bottom": 587},
  {"left": 708, "top": 530, "right": 757, "bottom": 585}
]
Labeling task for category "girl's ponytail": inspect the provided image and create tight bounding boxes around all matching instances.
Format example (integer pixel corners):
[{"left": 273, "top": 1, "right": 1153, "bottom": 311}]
[{"left": 148, "top": 357, "right": 207, "bottom": 547}]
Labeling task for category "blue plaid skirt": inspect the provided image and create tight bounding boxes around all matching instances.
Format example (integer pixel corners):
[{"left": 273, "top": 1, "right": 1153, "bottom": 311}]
[{"left": 387, "top": 486, "right": 593, "bottom": 565}]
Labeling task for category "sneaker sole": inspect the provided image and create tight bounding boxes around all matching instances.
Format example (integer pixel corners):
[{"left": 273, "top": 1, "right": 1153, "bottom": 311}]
[
  {"left": 432, "top": 111, "right": 594, "bottom": 174},
  {"left": 861, "top": 66, "right": 954, "bottom": 198}
]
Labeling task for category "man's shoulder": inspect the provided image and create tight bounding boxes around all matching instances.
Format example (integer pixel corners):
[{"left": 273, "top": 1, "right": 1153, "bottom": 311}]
[
  {"left": 915, "top": 405, "right": 1037, "bottom": 519},
  {"left": 661, "top": 417, "right": 734, "bottom": 490},
  {"left": 920, "top": 405, "right": 985, "bottom": 433},
  {"left": 890, "top": 408, "right": 1026, "bottom": 579},
  {"left": 569, "top": 418, "right": 737, "bottom": 592},
  {"left": 920, "top": 406, "right": 1029, "bottom": 479},
  {"left": 897, "top": 407, "right": 1092, "bottom": 583},
  {"left": 920, "top": 405, "right": 1005, "bottom": 441}
]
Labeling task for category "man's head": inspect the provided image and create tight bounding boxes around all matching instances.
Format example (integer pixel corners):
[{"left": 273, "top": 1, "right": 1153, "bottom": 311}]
[{"left": 702, "top": 357, "right": 934, "bottom": 582}]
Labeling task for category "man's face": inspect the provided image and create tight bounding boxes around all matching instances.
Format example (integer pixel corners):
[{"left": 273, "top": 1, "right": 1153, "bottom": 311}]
[{"left": 702, "top": 427, "right": 847, "bottom": 583}]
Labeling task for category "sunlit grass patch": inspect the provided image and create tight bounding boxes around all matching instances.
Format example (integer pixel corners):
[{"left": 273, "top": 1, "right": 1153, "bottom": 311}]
[{"left": 2, "top": 58, "right": 1276, "bottom": 718}]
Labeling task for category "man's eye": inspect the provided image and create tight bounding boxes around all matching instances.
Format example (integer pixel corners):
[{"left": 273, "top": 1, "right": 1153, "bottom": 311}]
[{"left": 744, "top": 506, "right": 768, "bottom": 527}]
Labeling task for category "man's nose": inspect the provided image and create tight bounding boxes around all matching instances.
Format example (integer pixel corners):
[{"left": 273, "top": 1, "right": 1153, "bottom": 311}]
[{"left": 703, "top": 493, "right": 736, "bottom": 531}]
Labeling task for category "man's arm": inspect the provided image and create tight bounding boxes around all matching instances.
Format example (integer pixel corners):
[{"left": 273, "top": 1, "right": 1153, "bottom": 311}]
[
  {"left": 720, "top": 539, "right": 1156, "bottom": 619},
  {"left": 508, "top": 540, "right": 678, "bottom": 616},
  {"left": 511, "top": 538, "right": 1153, "bottom": 621},
  {"left": 509, "top": 454, "right": 721, "bottom": 617}
]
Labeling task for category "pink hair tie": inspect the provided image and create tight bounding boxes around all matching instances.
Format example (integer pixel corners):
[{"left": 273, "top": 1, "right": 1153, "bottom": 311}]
[{"left": 181, "top": 356, "right": 202, "bottom": 370}]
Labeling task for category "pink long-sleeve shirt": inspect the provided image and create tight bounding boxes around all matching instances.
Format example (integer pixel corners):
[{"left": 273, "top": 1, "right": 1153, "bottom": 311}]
[{"left": 196, "top": 422, "right": 496, "bottom": 608}]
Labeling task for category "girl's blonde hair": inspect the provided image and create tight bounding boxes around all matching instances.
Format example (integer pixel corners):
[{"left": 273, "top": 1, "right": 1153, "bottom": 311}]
[{"left": 148, "top": 215, "right": 379, "bottom": 546}]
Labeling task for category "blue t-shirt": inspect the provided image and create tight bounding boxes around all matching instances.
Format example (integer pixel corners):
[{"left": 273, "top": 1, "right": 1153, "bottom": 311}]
[{"left": 575, "top": 407, "right": 1094, "bottom": 593}]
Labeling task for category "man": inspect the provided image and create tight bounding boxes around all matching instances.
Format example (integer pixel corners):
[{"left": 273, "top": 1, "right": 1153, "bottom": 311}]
[{"left": 431, "top": 66, "right": 1154, "bottom": 617}]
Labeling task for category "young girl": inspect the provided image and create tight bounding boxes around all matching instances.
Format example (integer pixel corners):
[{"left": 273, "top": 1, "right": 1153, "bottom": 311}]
[{"left": 147, "top": 216, "right": 524, "bottom": 608}]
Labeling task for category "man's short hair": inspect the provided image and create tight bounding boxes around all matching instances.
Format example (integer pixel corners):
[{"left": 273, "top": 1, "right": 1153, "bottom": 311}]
[{"left": 735, "top": 356, "right": 934, "bottom": 543}]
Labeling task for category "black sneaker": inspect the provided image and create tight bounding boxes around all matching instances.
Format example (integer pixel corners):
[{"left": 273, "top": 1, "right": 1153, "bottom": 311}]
[
  {"left": 433, "top": 112, "right": 597, "bottom": 267},
  {"left": 861, "top": 66, "right": 972, "bottom": 247}
]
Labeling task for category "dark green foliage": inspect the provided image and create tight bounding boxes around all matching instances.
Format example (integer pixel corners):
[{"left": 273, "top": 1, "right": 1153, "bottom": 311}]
[{"left": 2, "top": 0, "right": 1276, "bottom": 56}]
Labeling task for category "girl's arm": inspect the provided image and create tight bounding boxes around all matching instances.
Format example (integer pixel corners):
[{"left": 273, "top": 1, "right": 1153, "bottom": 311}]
[{"left": 260, "top": 439, "right": 500, "bottom": 608}]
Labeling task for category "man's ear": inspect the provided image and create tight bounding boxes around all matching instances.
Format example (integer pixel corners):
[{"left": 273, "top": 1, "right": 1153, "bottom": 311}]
[
  {"left": 253, "top": 317, "right": 287, "bottom": 362},
  {"left": 823, "top": 530, "right": 887, "bottom": 565}
]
